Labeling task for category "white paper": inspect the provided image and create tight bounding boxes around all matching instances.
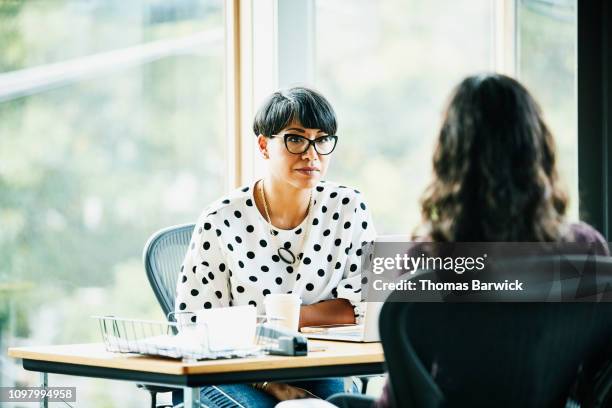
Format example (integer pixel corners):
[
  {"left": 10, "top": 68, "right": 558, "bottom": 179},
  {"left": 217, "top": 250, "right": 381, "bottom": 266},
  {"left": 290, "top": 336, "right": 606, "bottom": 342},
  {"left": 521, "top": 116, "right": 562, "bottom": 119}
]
[{"left": 195, "top": 305, "right": 257, "bottom": 351}]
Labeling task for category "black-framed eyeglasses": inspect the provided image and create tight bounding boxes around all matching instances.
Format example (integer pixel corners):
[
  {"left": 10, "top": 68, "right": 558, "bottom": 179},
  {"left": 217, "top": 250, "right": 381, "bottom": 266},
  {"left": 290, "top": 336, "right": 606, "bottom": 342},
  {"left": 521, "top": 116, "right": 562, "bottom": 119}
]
[{"left": 269, "top": 134, "right": 338, "bottom": 155}]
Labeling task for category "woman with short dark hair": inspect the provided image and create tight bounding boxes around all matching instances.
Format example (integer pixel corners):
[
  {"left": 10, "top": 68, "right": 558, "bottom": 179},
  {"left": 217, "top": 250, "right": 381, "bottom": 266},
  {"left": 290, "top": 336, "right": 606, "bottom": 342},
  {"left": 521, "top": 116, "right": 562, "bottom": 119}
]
[{"left": 174, "top": 86, "right": 376, "bottom": 407}]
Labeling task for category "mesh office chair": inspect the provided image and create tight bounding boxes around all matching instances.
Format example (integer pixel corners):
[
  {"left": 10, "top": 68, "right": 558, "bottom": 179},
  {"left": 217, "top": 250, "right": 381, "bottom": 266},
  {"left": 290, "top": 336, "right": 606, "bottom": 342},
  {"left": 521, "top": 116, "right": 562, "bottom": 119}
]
[
  {"left": 141, "top": 223, "right": 195, "bottom": 408},
  {"left": 379, "top": 256, "right": 612, "bottom": 408},
  {"left": 144, "top": 223, "right": 195, "bottom": 320}
]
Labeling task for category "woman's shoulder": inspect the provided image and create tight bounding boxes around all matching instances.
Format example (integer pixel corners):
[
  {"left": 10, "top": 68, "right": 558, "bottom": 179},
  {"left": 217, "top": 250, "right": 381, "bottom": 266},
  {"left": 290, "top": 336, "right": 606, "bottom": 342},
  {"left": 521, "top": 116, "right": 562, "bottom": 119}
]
[
  {"left": 314, "top": 180, "right": 367, "bottom": 204},
  {"left": 563, "top": 222, "right": 610, "bottom": 256},
  {"left": 316, "top": 179, "right": 362, "bottom": 193},
  {"left": 195, "top": 182, "right": 256, "bottom": 225}
]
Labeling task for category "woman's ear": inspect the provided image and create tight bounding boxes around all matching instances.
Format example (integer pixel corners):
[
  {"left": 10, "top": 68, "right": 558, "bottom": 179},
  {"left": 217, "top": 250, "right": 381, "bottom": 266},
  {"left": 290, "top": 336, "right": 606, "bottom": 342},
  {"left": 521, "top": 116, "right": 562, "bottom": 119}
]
[{"left": 257, "top": 135, "right": 269, "bottom": 159}]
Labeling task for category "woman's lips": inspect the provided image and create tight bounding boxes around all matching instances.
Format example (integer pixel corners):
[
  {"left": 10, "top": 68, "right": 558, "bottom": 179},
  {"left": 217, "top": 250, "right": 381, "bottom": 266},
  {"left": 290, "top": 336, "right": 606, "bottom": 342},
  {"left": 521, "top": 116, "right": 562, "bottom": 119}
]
[{"left": 295, "top": 168, "right": 319, "bottom": 176}]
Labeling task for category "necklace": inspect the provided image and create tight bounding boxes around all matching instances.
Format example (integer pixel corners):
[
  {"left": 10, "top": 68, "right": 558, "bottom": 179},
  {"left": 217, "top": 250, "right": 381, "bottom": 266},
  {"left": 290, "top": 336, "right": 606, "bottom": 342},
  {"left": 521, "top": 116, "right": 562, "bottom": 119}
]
[{"left": 260, "top": 180, "right": 313, "bottom": 265}]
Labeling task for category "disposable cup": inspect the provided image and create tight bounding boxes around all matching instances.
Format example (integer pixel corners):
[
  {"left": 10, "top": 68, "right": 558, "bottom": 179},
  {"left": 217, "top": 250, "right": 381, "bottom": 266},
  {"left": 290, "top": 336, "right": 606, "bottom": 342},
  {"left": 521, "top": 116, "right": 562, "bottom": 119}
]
[{"left": 264, "top": 294, "right": 302, "bottom": 332}]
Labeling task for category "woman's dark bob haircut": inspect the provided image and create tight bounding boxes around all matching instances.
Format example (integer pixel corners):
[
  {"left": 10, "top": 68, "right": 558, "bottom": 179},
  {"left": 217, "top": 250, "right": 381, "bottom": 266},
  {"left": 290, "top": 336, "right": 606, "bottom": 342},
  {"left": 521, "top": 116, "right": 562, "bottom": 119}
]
[
  {"left": 253, "top": 86, "right": 337, "bottom": 137},
  {"left": 420, "top": 73, "right": 568, "bottom": 242}
]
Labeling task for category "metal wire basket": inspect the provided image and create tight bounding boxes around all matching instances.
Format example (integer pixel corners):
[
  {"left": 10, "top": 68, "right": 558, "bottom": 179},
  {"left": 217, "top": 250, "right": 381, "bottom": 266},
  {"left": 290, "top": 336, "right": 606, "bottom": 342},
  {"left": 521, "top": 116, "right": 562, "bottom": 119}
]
[{"left": 94, "top": 315, "right": 262, "bottom": 361}]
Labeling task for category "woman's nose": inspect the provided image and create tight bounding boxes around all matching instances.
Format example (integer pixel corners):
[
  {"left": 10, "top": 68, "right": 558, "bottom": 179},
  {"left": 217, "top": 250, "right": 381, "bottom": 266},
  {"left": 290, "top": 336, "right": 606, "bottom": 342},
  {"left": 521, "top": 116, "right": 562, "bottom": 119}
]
[{"left": 302, "top": 143, "right": 319, "bottom": 161}]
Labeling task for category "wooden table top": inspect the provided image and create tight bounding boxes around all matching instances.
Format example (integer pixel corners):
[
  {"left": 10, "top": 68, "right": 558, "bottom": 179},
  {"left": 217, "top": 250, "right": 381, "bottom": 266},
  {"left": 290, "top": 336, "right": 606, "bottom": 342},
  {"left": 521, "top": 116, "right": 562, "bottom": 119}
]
[{"left": 8, "top": 341, "right": 384, "bottom": 376}]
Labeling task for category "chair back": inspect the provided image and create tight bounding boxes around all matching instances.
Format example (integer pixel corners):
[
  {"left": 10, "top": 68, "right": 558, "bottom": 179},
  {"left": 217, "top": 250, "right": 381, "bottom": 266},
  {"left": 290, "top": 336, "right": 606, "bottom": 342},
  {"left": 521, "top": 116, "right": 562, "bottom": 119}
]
[
  {"left": 143, "top": 223, "right": 195, "bottom": 320},
  {"left": 379, "top": 255, "right": 612, "bottom": 408}
]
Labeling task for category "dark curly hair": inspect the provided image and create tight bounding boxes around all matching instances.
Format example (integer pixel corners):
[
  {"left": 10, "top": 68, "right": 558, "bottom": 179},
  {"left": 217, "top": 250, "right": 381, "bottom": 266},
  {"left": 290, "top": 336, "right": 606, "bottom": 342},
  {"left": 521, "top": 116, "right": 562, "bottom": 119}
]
[{"left": 419, "top": 74, "right": 568, "bottom": 242}]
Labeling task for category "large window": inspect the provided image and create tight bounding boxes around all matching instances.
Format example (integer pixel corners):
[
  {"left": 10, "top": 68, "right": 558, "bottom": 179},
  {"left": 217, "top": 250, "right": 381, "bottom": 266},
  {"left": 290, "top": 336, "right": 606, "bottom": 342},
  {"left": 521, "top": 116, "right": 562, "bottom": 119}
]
[
  {"left": 0, "top": 1, "right": 225, "bottom": 405},
  {"left": 315, "top": 0, "right": 497, "bottom": 233},
  {"left": 315, "top": 0, "right": 578, "bottom": 233},
  {"left": 0, "top": 1, "right": 583, "bottom": 405},
  {"left": 518, "top": 0, "right": 578, "bottom": 218}
]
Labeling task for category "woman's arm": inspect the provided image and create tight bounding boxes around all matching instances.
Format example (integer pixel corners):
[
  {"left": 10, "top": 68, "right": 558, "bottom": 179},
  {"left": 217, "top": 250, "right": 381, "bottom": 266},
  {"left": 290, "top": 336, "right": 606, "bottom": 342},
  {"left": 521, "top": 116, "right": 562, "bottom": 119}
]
[
  {"left": 332, "top": 192, "right": 377, "bottom": 325},
  {"left": 175, "top": 214, "right": 230, "bottom": 319},
  {"left": 298, "top": 298, "right": 356, "bottom": 328}
]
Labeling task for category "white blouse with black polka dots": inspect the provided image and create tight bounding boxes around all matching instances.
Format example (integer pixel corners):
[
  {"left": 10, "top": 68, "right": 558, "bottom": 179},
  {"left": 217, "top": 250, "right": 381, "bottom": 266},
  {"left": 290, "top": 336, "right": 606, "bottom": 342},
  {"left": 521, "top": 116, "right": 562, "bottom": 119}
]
[{"left": 175, "top": 179, "right": 376, "bottom": 322}]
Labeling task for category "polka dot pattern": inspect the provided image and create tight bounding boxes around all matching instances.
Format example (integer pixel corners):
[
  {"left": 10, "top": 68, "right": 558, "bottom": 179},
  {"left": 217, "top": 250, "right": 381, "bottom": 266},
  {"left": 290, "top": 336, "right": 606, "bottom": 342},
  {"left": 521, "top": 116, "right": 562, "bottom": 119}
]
[{"left": 174, "top": 180, "right": 376, "bottom": 320}]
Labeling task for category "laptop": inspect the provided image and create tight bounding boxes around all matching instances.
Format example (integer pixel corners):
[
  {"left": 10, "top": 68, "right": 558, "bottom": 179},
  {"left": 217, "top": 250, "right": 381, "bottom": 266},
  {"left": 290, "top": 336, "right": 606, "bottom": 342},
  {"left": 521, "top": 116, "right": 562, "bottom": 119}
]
[
  {"left": 300, "top": 235, "right": 411, "bottom": 343},
  {"left": 300, "top": 301, "right": 383, "bottom": 342}
]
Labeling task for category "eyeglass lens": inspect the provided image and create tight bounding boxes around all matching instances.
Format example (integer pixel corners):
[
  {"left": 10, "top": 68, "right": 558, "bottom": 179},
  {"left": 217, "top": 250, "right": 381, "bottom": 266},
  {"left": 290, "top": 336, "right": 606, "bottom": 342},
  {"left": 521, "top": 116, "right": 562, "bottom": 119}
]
[{"left": 285, "top": 135, "right": 337, "bottom": 154}]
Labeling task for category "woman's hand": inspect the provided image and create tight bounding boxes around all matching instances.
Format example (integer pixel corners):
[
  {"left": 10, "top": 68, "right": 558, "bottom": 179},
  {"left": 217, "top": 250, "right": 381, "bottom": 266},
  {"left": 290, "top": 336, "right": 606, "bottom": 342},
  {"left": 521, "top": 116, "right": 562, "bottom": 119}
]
[
  {"left": 299, "top": 298, "right": 356, "bottom": 329},
  {"left": 254, "top": 382, "right": 318, "bottom": 400}
]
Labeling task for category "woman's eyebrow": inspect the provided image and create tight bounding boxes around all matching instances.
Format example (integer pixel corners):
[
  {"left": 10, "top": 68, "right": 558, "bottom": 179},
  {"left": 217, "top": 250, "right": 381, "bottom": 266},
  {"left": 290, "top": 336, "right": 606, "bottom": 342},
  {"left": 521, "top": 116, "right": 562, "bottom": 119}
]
[{"left": 286, "top": 127, "right": 326, "bottom": 134}]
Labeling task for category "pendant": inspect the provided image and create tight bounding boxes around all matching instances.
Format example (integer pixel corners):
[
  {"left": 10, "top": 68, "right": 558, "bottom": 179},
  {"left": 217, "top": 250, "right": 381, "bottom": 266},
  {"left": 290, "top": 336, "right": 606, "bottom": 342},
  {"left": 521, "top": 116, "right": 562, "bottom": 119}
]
[{"left": 277, "top": 247, "right": 296, "bottom": 264}]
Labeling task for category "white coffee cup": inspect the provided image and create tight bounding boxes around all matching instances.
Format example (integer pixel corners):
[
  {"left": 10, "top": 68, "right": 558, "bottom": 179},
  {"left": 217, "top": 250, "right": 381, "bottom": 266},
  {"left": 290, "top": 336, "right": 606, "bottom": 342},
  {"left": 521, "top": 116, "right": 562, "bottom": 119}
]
[{"left": 264, "top": 294, "right": 302, "bottom": 332}]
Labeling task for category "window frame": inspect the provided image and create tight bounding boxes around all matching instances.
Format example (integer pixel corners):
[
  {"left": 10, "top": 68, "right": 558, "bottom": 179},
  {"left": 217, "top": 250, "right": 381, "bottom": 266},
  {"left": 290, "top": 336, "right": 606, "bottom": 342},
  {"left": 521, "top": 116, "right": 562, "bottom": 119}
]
[{"left": 577, "top": 0, "right": 612, "bottom": 239}]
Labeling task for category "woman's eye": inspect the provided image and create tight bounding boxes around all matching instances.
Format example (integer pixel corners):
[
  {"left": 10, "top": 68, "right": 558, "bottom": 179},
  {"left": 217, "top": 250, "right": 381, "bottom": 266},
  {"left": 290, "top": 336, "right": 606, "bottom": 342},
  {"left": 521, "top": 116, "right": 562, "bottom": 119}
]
[
  {"left": 287, "top": 136, "right": 303, "bottom": 143},
  {"left": 317, "top": 136, "right": 332, "bottom": 143}
]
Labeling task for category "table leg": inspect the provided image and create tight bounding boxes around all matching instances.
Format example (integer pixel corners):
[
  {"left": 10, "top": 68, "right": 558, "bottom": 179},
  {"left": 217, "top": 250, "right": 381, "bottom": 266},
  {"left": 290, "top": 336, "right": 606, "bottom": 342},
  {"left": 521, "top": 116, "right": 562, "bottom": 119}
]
[
  {"left": 183, "top": 386, "right": 200, "bottom": 408},
  {"left": 40, "top": 372, "right": 48, "bottom": 408}
]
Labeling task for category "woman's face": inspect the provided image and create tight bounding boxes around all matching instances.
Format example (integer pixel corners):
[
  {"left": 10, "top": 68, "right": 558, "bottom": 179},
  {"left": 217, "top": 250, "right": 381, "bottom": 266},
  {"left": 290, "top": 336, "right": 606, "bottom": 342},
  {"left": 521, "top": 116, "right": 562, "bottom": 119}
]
[{"left": 259, "top": 119, "right": 334, "bottom": 190}]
